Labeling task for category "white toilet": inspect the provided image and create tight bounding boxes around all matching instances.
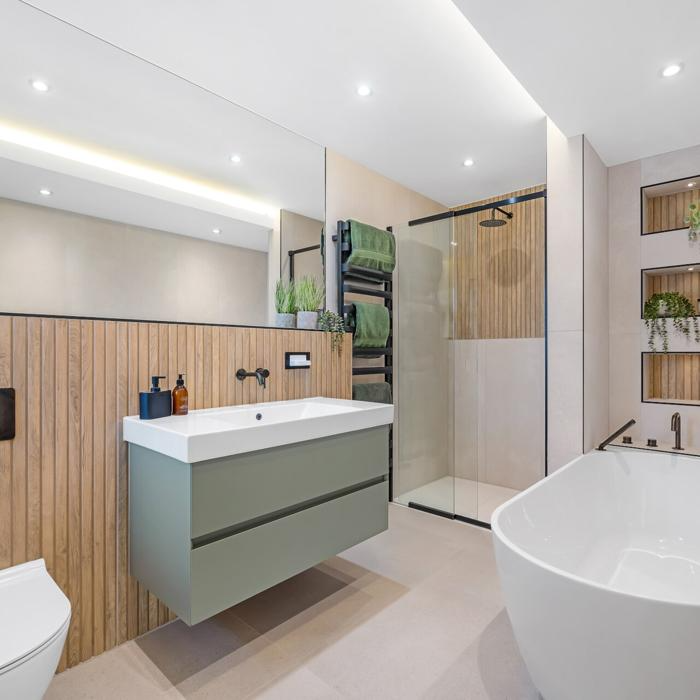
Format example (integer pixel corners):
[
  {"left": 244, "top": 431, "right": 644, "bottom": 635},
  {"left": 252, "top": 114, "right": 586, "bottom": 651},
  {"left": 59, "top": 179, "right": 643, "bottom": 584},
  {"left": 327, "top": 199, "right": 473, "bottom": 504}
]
[{"left": 0, "top": 559, "right": 71, "bottom": 699}]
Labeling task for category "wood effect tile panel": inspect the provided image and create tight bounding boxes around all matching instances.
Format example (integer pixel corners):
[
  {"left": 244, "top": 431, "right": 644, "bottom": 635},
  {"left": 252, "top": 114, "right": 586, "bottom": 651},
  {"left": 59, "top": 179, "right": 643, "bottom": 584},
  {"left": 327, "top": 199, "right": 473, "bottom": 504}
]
[
  {"left": 452, "top": 186, "right": 545, "bottom": 339},
  {"left": 0, "top": 316, "right": 350, "bottom": 672}
]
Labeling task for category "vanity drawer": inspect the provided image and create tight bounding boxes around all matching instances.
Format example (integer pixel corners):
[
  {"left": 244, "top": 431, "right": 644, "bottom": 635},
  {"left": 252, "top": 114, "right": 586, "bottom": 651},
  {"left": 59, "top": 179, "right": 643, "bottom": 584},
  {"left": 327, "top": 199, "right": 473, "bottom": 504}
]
[
  {"left": 190, "top": 426, "right": 389, "bottom": 538},
  {"left": 188, "top": 479, "right": 388, "bottom": 624}
]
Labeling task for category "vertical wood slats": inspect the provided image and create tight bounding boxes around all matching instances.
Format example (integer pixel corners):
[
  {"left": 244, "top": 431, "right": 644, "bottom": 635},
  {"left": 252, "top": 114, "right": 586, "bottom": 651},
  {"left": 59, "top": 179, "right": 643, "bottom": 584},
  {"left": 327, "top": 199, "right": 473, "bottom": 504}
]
[
  {"left": 644, "top": 188, "right": 700, "bottom": 234},
  {"left": 451, "top": 186, "right": 545, "bottom": 340},
  {"left": 645, "top": 353, "right": 700, "bottom": 403},
  {"left": 0, "top": 317, "right": 351, "bottom": 672},
  {"left": 646, "top": 269, "right": 700, "bottom": 307}
]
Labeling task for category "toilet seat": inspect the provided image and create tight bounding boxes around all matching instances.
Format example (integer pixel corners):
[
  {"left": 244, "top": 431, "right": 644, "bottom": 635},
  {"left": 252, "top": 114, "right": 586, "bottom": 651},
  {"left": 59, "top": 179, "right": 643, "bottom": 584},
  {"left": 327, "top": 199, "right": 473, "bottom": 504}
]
[{"left": 0, "top": 559, "right": 71, "bottom": 673}]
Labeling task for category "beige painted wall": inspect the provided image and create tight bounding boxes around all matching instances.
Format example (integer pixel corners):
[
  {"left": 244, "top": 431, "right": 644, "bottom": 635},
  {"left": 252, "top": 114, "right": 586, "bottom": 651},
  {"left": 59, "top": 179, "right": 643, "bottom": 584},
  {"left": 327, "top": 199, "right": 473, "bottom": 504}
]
[
  {"left": 546, "top": 122, "right": 585, "bottom": 471},
  {"left": 0, "top": 198, "right": 269, "bottom": 326},
  {"left": 324, "top": 149, "right": 444, "bottom": 311},
  {"left": 547, "top": 124, "right": 611, "bottom": 468},
  {"left": 583, "top": 136, "right": 610, "bottom": 451}
]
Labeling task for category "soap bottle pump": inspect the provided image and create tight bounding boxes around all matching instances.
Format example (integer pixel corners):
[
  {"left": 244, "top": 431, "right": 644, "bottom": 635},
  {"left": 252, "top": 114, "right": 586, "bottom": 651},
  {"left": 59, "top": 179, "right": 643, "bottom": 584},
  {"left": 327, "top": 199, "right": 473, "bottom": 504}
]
[
  {"left": 172, "top": 373, "right": 189, "bottom": 416},
  {"left": 139, "top": 375, "right": 172, "bottom": 420}
]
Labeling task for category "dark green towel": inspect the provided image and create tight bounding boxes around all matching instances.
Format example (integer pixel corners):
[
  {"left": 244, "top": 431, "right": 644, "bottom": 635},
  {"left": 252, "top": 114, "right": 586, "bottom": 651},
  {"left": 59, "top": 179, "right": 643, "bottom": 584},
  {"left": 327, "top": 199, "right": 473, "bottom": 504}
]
[
  {"left": 346, "top": 219, "right": 396, "bottom": 273},
  {"left": 352, "top": 302, "right": 390, "bottom": 348},
  {"left": 353, "top": 382, "right": 392, "bottom": 404}
]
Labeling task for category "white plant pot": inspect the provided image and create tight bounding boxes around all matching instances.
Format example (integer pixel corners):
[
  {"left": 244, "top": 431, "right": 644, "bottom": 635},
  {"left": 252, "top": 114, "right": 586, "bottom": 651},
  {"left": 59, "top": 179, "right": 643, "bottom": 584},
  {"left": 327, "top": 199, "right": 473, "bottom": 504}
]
[
  {"left": 296, "top": 311, "right": 318, "bottom": 330},
  {"left": 275, "top": 312, "right": 296, "bottom": 328},
  {"left": 657, "top": 302, "right": 671, "bottom": 318}
]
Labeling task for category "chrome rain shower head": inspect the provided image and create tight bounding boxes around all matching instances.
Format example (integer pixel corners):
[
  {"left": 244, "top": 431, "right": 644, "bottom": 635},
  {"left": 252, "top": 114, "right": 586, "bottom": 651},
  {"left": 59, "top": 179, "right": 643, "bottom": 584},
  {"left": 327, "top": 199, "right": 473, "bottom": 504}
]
[{"left": 479, "top": 206, "right": 513, "bottom": 228}]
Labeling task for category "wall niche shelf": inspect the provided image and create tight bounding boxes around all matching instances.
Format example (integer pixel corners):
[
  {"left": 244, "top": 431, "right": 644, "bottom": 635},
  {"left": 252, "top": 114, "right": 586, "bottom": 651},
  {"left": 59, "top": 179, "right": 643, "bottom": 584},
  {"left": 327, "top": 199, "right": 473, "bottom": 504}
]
[
  {"left": 642, "top": 352, "right": 700, "bottom": 406},
  {"left": 641, "top": 263, "right": 700, "bottom": 318},
  {"left": 641, "top": 175, "right": 700, "bottom": 235}
]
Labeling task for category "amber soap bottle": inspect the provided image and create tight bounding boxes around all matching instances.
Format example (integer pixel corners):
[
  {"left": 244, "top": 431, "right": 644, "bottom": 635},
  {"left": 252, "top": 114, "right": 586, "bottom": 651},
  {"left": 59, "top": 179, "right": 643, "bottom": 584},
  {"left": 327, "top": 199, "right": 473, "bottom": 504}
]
[{"left": 172, "top": 373, "right": 189, "bottom": 415}]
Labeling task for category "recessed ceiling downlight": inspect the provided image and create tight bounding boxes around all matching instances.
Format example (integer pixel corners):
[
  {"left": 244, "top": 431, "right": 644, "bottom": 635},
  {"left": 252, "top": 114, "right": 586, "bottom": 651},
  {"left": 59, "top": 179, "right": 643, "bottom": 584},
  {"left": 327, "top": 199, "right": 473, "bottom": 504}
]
[
  {"left": 688, "top": 182, "right": 697, "bottom": 188},
  {"left": 39, "top": 188, "right": 52, "bottom": 196},
  {"left": 212, "top": 228, "right": 222, "bottom": 235},
  {"left": 31, "top": 79, "right": 50, "bottom": 92},
  {"left": 230, "top": 154, "right": 241, "bottom": 164},
  {"left": 661, "top": 64, "right": 682, "bottom": 78},
  {"left": 356, "top": 84, "right": 372, "bottom": 97},
  {"left": 463, "top": 158, "right": 475, "bottom": 167}
]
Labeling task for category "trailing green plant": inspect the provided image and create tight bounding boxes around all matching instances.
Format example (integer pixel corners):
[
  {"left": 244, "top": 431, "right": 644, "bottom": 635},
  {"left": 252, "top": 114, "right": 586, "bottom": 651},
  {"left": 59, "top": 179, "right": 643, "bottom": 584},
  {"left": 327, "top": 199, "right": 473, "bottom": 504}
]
[
  {"left": 274, "top": 278, "right": 296, "bottom": 314},
  {"left": 295, "top": 276, "right": 325, "bottom": 312},
  {"left": 686, "top": 202, "right": 700, "bottom": 241},
  {"left": 318, "top": 310, "right": 345, "bottom": 351},
  {"left": 643, "top": 291, "right": 699, "bottom": 352}
]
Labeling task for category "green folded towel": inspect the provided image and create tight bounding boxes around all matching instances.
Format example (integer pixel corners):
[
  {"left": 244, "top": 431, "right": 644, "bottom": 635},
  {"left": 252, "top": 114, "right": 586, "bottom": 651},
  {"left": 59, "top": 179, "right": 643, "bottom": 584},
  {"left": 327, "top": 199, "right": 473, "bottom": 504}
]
[
  {"left": 353, "top": 382, "right": 392, "bottom": 404},
  {"left": 352, "top": 302, "right": 390, "bottom": 348},
  {"left": 346, "top": 219, "right": 396, "bottom": 273}
]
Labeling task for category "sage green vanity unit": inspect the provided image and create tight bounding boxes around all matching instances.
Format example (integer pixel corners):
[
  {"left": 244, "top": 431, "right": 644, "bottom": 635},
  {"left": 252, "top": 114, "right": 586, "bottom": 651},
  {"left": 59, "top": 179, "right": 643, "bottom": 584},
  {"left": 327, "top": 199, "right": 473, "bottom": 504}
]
[{"left": 125, "top": 398, "right": 393, "bottom": 625}]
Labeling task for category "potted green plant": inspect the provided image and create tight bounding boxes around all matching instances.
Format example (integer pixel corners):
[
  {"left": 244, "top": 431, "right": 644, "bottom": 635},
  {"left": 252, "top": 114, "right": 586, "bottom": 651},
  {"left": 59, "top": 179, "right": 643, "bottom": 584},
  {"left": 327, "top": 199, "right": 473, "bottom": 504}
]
[
  {"left": 686, "top": 202, "right": 700, "bottom": 241},
  {"left": 295, "top": 276, "right": 325, "bottom": 330},
  {"left": 643, "top": 291, "right": 700, "bottom": 352},
  {"left": 318, "top": 310, "right": 346, "bottom": 351},
  {"left": 274, "top": 279, "right": 296, "bottom": 328}
]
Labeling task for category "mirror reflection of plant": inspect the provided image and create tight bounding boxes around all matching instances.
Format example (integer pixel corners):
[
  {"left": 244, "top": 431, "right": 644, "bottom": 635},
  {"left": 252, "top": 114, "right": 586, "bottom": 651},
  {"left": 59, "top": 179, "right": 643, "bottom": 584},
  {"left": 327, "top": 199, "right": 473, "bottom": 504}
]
[
  {"left": 274, "top": 279, "right": 297, "bottom": 314},
  {"left": 643, "top": 291, "right": 699, "bottom": 352},
  {"left": 318, "top": 310, "right": 345, "bottom": 351},
  {"left": 686, "top": 202, "right": 700, "bottom": 242},
  {"left": 295, "top": 276, "right": 325, "bottom": 312}
]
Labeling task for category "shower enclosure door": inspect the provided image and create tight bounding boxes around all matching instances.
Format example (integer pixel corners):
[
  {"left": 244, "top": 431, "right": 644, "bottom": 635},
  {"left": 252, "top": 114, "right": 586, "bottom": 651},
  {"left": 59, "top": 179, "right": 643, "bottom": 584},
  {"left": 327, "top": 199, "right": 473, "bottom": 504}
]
[
  {"left": 393, "top": 217, "right": 477, "bottom": 519},
  {"left": 394, "top": 189, "right": 546, "bottom": 526}
]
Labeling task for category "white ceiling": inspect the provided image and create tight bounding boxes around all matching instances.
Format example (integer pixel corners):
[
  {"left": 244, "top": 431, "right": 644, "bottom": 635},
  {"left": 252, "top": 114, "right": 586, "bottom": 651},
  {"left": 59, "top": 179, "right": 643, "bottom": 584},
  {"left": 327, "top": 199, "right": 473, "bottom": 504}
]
[
  {"left": 18, "top": 0, "right": 547, "bottom": 207},
  {"left": 452, "top": 0, "right": 700, "bottom": 166}
]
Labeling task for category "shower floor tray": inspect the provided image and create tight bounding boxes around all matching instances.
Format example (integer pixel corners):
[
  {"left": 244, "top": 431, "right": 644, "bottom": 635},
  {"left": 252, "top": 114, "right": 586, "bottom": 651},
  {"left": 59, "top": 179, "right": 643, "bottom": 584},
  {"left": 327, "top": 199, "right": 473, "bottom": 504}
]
[{"left": 398, "top": 476, "right": 518, "bottom": 524}]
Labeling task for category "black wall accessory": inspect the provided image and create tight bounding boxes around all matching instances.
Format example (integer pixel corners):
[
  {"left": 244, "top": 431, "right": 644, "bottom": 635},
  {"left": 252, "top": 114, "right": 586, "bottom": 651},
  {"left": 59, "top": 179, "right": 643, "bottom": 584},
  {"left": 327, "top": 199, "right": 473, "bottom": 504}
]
[
  {"left": 0, "top": 388, "right": 15, "bottom": 441},
  {"left": 285, "top": 352, "right": 311, "bottom": 369},
  {"left": 334, "top": 220, "right": 394, "bottom": 499}
]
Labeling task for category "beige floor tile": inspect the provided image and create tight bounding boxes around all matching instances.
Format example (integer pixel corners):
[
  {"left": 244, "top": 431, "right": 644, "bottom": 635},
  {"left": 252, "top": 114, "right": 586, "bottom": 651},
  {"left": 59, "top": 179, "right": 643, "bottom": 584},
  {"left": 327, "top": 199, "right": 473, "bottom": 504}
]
[
  {"left": 44, "top": 504, "right": 536, "bottom": 700},
  {"left": 250, "top": 667, "right": 343, "bottom": 699},
  {"left": 45, "top": 642, "right": 185, "bottom": 699},
  {"left": 423, "top": 610, "right": 539, "bottom": 699},
  {"left": 338, "top": 510, "right": 469, "bottom": 587}
]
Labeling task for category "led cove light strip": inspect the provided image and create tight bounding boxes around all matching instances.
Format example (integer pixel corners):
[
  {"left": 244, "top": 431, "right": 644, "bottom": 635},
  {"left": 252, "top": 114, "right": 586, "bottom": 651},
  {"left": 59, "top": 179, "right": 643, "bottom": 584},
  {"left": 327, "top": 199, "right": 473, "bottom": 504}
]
[{"left": 0, "top": 122, "right": 278, "bottom": 219}]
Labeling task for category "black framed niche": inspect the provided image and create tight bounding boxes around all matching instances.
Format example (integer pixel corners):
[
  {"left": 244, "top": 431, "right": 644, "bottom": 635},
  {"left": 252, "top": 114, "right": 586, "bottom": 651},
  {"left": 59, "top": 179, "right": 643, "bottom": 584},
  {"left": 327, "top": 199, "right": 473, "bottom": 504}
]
[{"left": 641, "top": 175, "right": 700, "bottom": 235}]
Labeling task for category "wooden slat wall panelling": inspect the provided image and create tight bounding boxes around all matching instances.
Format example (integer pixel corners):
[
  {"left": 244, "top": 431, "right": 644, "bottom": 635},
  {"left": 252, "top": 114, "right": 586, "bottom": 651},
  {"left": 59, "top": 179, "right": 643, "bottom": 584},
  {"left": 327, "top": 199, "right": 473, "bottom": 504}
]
[
  {"left": 644, "top": 188, "right": 700, "bottom": 234},
  {"left": 645, "top": 268, "right": 700, "bottom": 306},
  {"left": 0, "top": 316, "right": 350, "bottom": 671},
  {"left": 0, "top": 318, "right": 11, "bottom": 573},
  {"left": 644, "top": 353, "right": 700, "bottom": 403},
  {"left": 451, "top": 186, "right": 545, "bottom": 340}
]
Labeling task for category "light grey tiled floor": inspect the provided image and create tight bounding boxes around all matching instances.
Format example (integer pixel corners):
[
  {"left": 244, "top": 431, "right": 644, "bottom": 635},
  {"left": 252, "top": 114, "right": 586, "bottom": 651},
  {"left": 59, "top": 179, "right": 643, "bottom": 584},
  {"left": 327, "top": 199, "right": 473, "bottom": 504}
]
[{"left": 46, "top": 504, "right": 538, "bottom": 700}]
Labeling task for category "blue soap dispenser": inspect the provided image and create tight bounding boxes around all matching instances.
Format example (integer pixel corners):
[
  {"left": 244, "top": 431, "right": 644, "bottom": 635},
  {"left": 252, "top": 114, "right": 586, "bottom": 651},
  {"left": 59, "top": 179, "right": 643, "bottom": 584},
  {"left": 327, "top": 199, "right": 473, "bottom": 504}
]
[{"left": 139, "top": 375, "right": 172, "bottom": 420}]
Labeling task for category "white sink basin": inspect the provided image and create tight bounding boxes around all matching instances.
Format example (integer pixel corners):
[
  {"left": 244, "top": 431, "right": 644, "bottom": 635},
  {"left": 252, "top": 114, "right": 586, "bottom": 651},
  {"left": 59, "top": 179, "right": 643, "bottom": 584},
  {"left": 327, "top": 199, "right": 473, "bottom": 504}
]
[{"left": 123, "top": 397, "right": 394, "bottom": 463}]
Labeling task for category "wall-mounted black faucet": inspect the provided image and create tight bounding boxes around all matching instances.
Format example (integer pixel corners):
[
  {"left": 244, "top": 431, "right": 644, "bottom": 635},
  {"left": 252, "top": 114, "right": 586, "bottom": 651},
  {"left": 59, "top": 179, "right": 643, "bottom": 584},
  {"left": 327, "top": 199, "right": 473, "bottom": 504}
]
[{"left": 236, "top": 368, "right": 270, "bottom": 389}]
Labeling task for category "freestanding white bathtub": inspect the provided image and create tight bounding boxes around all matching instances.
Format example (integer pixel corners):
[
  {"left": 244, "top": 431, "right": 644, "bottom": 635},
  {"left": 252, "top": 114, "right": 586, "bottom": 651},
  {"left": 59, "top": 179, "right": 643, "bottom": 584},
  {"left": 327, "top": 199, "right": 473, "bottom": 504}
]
[{"left": 492, "top": 447, "right": 700, "bottom": 700}]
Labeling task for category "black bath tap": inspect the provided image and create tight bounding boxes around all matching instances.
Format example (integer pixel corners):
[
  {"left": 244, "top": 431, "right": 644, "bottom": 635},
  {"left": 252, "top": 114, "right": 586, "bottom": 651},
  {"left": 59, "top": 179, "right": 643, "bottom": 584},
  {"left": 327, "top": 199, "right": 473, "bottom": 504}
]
[
  {"left": 671, "top": 412, "right": 683, "bottom": 451},
  {"left": 236, "top": 368, "right": 270, "bottom": 388}
]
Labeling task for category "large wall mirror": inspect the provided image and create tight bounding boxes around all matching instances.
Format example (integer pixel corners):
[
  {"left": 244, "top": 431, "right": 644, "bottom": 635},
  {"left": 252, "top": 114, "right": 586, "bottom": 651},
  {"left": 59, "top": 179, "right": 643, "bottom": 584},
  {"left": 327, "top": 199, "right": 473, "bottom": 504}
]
[{"left": 0, "top": 2, "right": 325, "bottom": 328}]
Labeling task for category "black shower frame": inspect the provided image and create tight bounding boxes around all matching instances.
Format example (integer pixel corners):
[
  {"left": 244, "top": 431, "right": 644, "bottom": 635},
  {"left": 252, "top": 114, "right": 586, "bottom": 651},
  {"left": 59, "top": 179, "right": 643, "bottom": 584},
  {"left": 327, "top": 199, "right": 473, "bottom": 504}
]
[{"left": 404, "top": 188, "right": 548, "bottom": 530}]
